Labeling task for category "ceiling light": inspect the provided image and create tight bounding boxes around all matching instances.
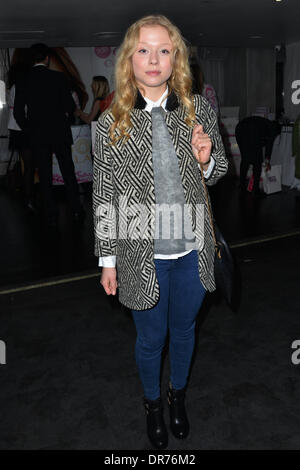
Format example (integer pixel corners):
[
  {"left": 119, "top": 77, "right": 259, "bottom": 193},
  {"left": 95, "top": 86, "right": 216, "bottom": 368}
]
[
  {"left": 94, "top": 32, "right": 122, "bottom": 36},
  {"left": 0, "top": 30, "right": 45, "bottom": 34}
]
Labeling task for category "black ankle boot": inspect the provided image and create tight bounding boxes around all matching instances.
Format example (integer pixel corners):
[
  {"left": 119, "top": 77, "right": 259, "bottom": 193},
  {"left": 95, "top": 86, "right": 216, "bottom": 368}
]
[
  {"left": 143, "top": 396, "right": 168, "bottom": 449},
  {"left": 167, "top": 383, "right": 189, "bottom": 439}
]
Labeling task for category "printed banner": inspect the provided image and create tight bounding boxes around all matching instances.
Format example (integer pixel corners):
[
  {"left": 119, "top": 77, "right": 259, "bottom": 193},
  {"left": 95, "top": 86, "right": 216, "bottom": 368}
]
[{"left": 52, "top": 125, "right": 92, "bottom": 185}]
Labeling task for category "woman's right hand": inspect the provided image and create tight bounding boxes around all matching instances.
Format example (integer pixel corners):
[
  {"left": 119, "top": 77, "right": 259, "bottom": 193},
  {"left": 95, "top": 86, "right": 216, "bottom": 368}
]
[{"left": 100, "top": 267, "right": 118, "bottom": 295}]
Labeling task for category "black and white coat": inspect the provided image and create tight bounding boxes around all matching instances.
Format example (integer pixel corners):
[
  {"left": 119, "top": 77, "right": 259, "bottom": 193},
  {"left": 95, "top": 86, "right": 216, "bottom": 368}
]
[{"left": 93, "top": 91, "right": 228, "bottom": 310}]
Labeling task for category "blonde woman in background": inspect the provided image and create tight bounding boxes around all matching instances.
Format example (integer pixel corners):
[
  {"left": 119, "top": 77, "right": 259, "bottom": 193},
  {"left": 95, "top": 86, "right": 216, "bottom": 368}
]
[
  {"left": 93, "top": 14, "right": 228, "bottom": 449},
  {"left": 77, "top": 76, "right": 110, "bottom": 124}
]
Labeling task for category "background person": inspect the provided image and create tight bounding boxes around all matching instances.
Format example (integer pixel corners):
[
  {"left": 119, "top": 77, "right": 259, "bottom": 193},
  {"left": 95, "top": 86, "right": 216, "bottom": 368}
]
[
  {"left": 14, "top": 43, "right": 84, "bottom": 226},
  {"left": 77, "top": 76, "right": 110, "bottom": 124},
  {"left": 7, "top": 49, "right": 36, "bottom": 212},
  {"left": 235, "top": 116, "right": 281, "bottom": 197}
]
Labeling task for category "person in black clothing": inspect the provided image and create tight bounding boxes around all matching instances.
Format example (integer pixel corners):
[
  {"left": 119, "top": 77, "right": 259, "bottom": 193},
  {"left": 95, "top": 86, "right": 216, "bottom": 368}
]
[
  {"left": 235, "top": 116, "right": 281, "bottom": 196},
  {"left": 7, "top": 49, "right": 35, "bottom": 211},
  {"left": 14, "top": 43, "right": 84, "bottom": 226}
]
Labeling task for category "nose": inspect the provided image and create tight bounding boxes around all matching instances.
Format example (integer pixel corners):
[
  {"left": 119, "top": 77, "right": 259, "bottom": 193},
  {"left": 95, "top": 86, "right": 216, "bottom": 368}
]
[{"left": 149, "top": 51, "right": 158, "bottom": 64}]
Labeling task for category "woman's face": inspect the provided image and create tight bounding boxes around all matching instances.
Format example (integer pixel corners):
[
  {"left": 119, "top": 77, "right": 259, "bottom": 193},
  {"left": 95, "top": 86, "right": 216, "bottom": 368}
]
[{"left": 131, "top": 25, "right": 173, "bottom": 100}]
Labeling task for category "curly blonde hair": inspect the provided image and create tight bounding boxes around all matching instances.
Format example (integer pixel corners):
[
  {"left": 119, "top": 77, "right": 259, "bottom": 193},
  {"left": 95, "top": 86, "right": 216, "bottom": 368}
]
[{"left": 109, "top": 14, "right": 195, "bottom": 144}]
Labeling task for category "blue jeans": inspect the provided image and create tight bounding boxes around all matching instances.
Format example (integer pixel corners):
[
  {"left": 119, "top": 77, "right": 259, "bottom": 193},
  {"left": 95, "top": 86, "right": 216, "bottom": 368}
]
[{"left": 131, "top": 250, "right": 206, "bottom": 400}]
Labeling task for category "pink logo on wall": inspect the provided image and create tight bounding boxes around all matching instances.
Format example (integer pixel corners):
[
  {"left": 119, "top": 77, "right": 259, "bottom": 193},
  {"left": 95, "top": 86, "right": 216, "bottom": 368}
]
[
  {"left": 93, "top": 46, "right": 117, "bottom": 87},
  {"left": 94, "top": 47, "right": 111, "bottom": 59},
  {"left": 203, "top": 84, "right": 217, "bottom": 113}
]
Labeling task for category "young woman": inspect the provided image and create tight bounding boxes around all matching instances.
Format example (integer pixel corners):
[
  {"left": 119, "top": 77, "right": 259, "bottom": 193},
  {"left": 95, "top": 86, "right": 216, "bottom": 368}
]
[
  {"left": 78, "top": 76, "right": 110, "bottom": 124},
  {"left": 93, "top": 15, "right": 228, "bottom": 450}
]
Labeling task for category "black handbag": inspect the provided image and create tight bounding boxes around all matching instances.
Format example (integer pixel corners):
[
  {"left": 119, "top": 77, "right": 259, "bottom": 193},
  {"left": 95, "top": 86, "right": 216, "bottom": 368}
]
[
  {"left": 199, "top": 164, "right": 236, "bottom": 308},
  {"left": 213, "top": 223, "right": 235, "bottom": 306}
]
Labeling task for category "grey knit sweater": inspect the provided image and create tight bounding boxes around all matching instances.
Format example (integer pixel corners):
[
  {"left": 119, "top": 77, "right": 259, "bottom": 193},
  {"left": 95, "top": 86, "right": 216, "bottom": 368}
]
[{"left": 151, "top": 106, "right": 197, "bottom": 255}]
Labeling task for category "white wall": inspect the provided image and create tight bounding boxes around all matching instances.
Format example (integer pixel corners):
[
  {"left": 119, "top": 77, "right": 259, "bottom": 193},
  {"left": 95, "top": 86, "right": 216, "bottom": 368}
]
[{"left": 66, "top": 46, "right": 118, "bottom": 111}]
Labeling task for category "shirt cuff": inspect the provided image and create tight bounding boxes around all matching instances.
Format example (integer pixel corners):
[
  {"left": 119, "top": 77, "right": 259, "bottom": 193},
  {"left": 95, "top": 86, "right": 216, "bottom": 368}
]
[
  {"left": 198, "top": 156, "right": 215, "bottom": 179},
  {"left": 98, "top": 256, "right": 116, "bottom": 268}
]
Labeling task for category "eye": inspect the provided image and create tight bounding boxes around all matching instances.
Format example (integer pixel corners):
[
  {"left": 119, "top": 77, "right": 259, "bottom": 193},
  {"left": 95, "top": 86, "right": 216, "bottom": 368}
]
[
  {"left": 138, "top": 48, "right": 148, "bottom": 54},
  {"left": 161, "top": 49, "right": 170, "bottom": 54}
]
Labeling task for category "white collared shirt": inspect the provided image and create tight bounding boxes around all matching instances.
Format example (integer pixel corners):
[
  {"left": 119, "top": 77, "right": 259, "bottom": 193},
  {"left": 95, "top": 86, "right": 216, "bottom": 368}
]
[
  {"left": 143, "top": 86, "right": 169, "bottom": 111},
  {"left": 98, "top": 87, "right": 215, "bottom": 268}
]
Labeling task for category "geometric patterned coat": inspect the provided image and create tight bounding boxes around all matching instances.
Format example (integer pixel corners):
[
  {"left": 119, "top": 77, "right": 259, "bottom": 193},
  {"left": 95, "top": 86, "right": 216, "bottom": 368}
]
[{"left": 93, "top": 90, "right": 228, "bottom": 310}]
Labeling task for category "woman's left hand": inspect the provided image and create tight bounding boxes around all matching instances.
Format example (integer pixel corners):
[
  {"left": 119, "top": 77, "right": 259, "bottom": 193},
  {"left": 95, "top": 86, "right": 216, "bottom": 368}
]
[{"left": 191, "top": 124, "right": 212, "bottom": 167}]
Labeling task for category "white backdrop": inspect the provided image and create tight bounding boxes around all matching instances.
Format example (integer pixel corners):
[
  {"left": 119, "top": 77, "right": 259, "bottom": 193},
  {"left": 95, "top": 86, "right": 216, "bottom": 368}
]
[{"left": 66, "top": 46, "right": 118, "bottom": 112}]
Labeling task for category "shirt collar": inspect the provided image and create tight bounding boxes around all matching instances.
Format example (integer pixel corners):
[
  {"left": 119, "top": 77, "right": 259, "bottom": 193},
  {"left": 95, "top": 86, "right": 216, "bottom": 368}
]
[
  {"left": 134, "top": 86, "right": 179, "bottom": 112},
  {"left": 143, "top": 86, "right": 169, "bottom": 112}
]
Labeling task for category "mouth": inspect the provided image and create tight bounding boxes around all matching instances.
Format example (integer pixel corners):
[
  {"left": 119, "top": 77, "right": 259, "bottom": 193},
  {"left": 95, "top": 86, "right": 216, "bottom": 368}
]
[{"left": 146, "top": 71, "right": 161, "bottom": 76}]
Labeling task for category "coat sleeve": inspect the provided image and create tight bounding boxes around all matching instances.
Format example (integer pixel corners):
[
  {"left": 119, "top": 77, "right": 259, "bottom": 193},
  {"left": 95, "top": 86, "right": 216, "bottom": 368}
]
[
  {"left": 92, "top": 115, "right": 117, "bottom": 258},
  {"left": 195, "top": 95, "right": 228, "bottom": 186},
  {"left": 59, "top": 74, "right": 76, "bottom": 116}
]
